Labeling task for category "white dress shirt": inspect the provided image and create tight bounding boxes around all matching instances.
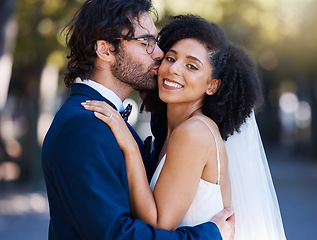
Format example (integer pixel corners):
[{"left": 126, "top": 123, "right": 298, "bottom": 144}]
[{"left": 75, "top": 77, "right": 124, "bottom": 112}]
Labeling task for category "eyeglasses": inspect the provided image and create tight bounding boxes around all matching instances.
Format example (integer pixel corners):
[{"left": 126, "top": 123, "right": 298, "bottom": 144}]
[{"left": 116, "top": 36, "right": 160, "bottom": 55}]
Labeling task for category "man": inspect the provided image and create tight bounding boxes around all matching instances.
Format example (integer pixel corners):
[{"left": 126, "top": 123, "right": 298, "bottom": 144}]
[{"left": 41, "top": 0, "right": 234, "bottom": 239}]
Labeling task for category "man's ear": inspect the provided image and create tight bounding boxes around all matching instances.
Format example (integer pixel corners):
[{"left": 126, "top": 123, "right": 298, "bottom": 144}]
[
  {"left": 95, "top": 40, "right": 115, "bottom": 61},
  {"left": 206, "top": 79, "right": 221, "bottom": 95}
]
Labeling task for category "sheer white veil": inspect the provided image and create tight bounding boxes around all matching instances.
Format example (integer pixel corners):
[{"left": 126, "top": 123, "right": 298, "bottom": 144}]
[{"left": 225, "top": 110, "right": 287, "bottom": 239}]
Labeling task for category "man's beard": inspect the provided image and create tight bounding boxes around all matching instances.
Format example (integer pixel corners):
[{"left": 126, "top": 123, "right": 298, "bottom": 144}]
[{"left": 111, "top": 48, "right": 158, "bottom": 91}]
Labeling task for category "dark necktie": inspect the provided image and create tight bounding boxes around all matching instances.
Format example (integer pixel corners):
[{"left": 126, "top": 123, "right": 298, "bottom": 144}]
[{"left": 121, "top": 104, "right": 132, "bottom": 121}]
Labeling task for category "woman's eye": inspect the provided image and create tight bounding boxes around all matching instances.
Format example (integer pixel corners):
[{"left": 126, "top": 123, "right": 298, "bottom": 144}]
[
  {"left": 165, "top": 56, "right": 175, "bottom": 62},
  {"left": 187, "top": 64, "right": 198, "bottom": 70}
]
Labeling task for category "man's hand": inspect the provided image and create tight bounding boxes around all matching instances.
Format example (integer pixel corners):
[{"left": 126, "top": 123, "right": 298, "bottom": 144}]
[{"left": 211, "top": 207, "right": 235, "bottom": 240}]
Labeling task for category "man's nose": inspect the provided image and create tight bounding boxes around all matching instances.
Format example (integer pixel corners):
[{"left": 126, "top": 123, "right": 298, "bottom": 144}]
[{"left": 151, "top": 45, "right": 164, "bottom": 60}]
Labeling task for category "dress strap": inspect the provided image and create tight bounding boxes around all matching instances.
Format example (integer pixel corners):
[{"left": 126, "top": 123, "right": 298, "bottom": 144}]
[{"left": 193, "top": 116, "right": 221, "bottom": 185}]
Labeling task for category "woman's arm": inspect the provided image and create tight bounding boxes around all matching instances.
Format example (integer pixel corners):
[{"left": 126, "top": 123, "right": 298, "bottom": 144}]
[
  {"left": 82, "top": 100, "right": 158, "bottom": 225},
  {"left": 152, "top": 120, "right": 214, "bottom": 229},
  {"left": 82, "top": 101, "right": 212, "bottom": 230}
]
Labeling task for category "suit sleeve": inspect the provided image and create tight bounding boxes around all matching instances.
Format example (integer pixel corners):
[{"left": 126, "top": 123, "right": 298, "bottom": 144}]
[{"left": 52, "top": 111, "right": 221, "bottom": 240}]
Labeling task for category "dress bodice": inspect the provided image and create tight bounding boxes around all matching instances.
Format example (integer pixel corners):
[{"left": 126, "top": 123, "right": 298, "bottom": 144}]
[
  {"left": 149, "top": 116, "right": 224, "bottom": 227},
  {"left": 150, "top": 155, "right": 224, "bottom": 227}
]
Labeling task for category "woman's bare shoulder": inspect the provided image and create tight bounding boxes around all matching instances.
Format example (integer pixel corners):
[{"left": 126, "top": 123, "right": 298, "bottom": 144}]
[
  {"left": 178, "top": 115, "right": 220, "bottom": 137},
  {"left": 169, "top": 116, "right": 219, "bottom": 152}
]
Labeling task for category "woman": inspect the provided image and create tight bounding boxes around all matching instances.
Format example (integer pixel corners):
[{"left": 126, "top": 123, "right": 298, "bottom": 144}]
[{"left": 82, "top": 15, "right": 286, "bottom": 239}]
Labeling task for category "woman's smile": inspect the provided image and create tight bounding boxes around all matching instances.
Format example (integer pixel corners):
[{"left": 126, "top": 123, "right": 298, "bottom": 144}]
[{"left": 163, "top": 79, "right": 184, "bottom": 90}]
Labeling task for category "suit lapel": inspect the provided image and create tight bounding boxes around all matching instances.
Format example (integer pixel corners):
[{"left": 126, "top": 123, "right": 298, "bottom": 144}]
[{"left": 70, "top": 83, "right": 148, "bottom": 172}]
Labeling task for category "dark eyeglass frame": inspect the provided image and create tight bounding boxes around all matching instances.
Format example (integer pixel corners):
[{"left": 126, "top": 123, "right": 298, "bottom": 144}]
[{"left": 116, "top": 36, "right": 160, "bottom": 55}]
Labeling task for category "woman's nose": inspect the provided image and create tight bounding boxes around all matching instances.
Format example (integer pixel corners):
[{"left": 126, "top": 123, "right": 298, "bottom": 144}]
[{"left": 168, "top": 60, "right": 181, "bottom": 76}]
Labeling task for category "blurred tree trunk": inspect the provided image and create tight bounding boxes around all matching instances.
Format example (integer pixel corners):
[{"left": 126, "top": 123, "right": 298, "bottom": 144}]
[
  {"left": 0, "top": 0, "right": 16, "bottom": 56},
  {"left": 19, "top": 63, "right": 43, "bottom": 184},
  {"left": 12, "top": 1, "right": 46, "bottom": 184},
  {"left": 309, "top": 79, "right": 317, "bottom": 159},
  {"left": 0, "top": 0, "right": 17, "bottom": 167}
]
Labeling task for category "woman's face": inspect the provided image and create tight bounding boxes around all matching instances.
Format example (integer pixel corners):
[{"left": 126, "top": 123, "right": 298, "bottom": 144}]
[{"left": 158, "top": 38, "right": 213, "bottom": 106}]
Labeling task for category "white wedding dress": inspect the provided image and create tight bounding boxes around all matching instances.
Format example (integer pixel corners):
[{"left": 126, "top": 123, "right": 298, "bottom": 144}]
[
  {"left": 150, "top": 155, "right": 224, "bottom": 227},
  {"left": 150, "top": 116, "right": 224, "bottom": 227},
  {"left": 149, "top": 112, "right": 287, "bottom": 239}
]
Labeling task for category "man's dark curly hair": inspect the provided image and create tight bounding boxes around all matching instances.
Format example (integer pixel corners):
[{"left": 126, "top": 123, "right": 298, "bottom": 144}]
[
  {"left": 64, "top": 0, "right": 154, "bottom": 87},
  {"left": 143, "top": 15, "right": 263, "bottom": 140}
]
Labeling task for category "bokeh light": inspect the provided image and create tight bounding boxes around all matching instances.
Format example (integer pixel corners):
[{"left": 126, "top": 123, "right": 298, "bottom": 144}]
[
  {"left": 0, "top": 162, "right": 21, "bottom": 181},
  {"left": 279, "top": 92, "right": 298, "bottom": 114},
  {"left": 5, "top": 139, "right": 22, "bottom": 159},
  {"left": 0, "top": 193, "right": 48, "bottom": 215},
  {"left": 258, "top": 51, "right": 278, "bottom": 71},
  {"left": 295, "top": 101, "right": 311, "bottom": 129},
  {"left": 37, "top": 18, "right": 55, "bottom": 36}
]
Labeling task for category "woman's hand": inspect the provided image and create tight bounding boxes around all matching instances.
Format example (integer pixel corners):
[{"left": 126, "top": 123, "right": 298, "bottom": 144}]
[
  {"left": 82, "top": 100, "right": 158, "bottom": 224},
  {"left": 81, "top": 100, "right": 138, "bottom": 153}
]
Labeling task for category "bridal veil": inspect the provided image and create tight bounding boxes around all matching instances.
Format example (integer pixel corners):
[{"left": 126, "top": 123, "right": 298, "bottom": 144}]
[{"left": 225, "top": 110, "right": 287, "bottom": 239}]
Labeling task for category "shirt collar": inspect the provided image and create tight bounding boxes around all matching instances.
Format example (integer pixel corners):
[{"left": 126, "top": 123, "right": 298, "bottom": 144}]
[{"left": 75, "top": 77, "right": 124, "bottom": 112}]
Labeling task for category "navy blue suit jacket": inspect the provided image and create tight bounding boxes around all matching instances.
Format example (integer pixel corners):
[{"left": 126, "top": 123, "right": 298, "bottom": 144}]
[{"left": 41, "top": 83, "right": 222, "bottom": 240}]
